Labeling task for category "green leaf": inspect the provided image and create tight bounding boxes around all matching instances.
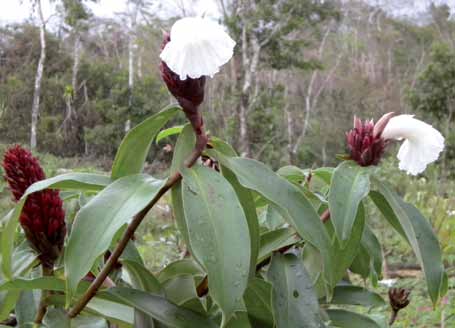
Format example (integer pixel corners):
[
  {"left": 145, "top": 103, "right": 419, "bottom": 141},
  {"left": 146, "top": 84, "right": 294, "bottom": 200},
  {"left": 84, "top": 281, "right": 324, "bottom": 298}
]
[
  {"left": 122, "top": 260, "right": 162, "bottom": 294},
  {"left": 220, "top": 165, "right": 260, "bottom": 279},
  {"left": 170, "top": 124, "right": 195, "bottom": 253},
  {"left": 331, "top": 203, "right": 366, "bottom": 283},
  {"left": 122, "top": 259, "right": 162, "bottom": 328},
  {"left": 156, "top": 125, "right": 185, "bottom": 143},
  {"left": 225, "top": 312, "right": 252, "bottom": 328},
  {"left": 44, "top": 308, "right": 109, "bottom": 328},
  {"left": 111, "top": 104, "right": 180, "bottom": 179},
  {"left": 25, "top": 172, "right": 111, "bottom": 194},
  {"left": 360, "top": 225, "right": 383, "bottom": 285},
  {"left": 16, "top": 291, "right": 38, "bottom": 327},
  {"left": 1, "top": 210, "right": 19, "bottom": 280},
  {"left": 158, "top": 259, "right": 204, "bottom": 284},
  {"left": 181, "top": 164, "right": 250, "bottom": 325},
  {"left": 0, "top": 290, "right": 20, "bottom": 321},
  {"left": 326, "top": 309, "right": 381, "bottom": 328},
  {"left": 87, "top": 297, "right": 134, "bottom": 326},
  {"left": 65, "top": 174, "right": 166, "bottom": 300},
  {"left": 328, "top": 161, "right": 370, "bottom": 247},
  {"left": 1, "top": 172, "right": 111, "bottom": 280},
  {"left": 266, "top": 253, "right": 324, "bottom": 328},
  {"left": 0, "top": 277, "right": 65, "bottom": 292},
  {"left": 207, "top": 152, "right": 334, "bottom": 288},
  {"left": 262, "top": 205, "right": 286, "bottom": 230},
  {"left": 371, "top": 180, "right": 447, "bottom": 305},
  {"left": 106, "top": 287, "right": 217, "bottom": 328},
  {"left": 163, "top": 275, "right": 200, "bottom": 306},
  {"left": 330, "top": 285, "right": 385, "bottom": 307},
  {"left": 257, "top": 228, "right": 300, "bottom": 264},
  {"left": 243, "top": 278, "right": 273, "bottom": 328}
]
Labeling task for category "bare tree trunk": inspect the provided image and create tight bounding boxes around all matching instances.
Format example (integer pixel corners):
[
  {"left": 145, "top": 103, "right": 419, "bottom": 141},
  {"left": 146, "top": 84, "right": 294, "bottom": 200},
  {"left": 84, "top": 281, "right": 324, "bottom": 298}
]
[
  {"left": 125, "top": 2, "right": 138, "bottom": 133},
  {"left": 239, "top": 19, "right": 260, "bottom": 157},
  {"left": 30, "top": 0, "right": 46, "bottom": 150}
]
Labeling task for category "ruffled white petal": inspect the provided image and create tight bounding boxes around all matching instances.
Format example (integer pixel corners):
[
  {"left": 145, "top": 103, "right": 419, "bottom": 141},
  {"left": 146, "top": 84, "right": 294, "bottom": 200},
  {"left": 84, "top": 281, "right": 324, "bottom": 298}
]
[
  {"left": 160, "top": 17, "right": 236, "bottom": 80},
  {"left": 382, "top": 114, "right": 445, "bottom": 175}
]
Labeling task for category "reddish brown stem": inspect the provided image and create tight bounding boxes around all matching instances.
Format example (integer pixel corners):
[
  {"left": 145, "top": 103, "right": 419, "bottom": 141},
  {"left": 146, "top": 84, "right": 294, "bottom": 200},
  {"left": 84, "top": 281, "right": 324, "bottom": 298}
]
[{"left": 68, "top": 121, "right": 207, "bottom": 318}]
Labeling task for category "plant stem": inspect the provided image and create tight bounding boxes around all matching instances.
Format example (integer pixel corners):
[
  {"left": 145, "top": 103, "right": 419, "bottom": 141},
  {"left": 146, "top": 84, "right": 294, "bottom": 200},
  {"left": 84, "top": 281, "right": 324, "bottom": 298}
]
[
  {"left": 67, "top": 124, "right": 207, "bottom": 318},
  {"left": 34, "top": 265, "right": 53, "bottom": 326}
]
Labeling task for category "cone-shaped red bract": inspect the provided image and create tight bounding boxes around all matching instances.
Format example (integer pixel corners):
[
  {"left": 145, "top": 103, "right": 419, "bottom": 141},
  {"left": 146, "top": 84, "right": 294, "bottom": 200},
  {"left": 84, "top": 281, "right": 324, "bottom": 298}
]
[{"left": 3, "top": 145, "right": 66, "bottom": 267}]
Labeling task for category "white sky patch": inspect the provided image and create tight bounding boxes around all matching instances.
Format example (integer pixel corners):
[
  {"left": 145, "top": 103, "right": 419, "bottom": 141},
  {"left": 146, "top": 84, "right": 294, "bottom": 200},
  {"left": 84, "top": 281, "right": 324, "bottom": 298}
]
[
  {"left": 0, "top": 0, "right": 220, "bottom": 25},
  {"left": 0, "top": 0, "right": 453, "bottom": 26}
]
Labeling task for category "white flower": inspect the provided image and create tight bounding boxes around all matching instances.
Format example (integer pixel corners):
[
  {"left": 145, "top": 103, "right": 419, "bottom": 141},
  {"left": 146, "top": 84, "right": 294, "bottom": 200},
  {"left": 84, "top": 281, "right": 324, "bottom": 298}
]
[
  {"left": 160, "top": 17, "right": 236, "bottom": 80},
  {"left": 382, "top": 115, "right": 445, "bottom": 175}
]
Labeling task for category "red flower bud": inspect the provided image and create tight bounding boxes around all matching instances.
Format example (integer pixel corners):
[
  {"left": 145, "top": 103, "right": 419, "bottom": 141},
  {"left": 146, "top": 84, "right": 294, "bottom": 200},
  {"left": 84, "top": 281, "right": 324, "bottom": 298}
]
[
  {"left": 346, "top": 117, "right": 386, "bottom": 166},
  {"left": 2, "top": 145, "right": 66, "bottom": 267},
  {"left": 160, "top": 32, "right": 205, "bottom": 132}
]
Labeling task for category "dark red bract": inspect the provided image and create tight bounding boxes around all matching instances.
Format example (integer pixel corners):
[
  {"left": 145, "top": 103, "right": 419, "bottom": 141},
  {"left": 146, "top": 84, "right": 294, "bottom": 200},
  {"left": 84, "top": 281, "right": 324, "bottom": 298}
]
[
  {"left": 160, "top": 33, "right": 206, "bottom": 132},
  {"left": 346, "top": 117, "right": 386, "bottom": 166},
  {"left": 3, "top": 145, "right": 66, "bottom": 267}
]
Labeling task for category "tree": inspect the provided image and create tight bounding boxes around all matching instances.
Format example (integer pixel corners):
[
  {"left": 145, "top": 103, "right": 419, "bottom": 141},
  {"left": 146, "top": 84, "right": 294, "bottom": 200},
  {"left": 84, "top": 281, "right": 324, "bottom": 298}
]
[
  {"left": 409, "top": 42, "right": 455, "bottom": 165},
  {"left": 30, "top": 0, "right": 47, "bottom": 150}
]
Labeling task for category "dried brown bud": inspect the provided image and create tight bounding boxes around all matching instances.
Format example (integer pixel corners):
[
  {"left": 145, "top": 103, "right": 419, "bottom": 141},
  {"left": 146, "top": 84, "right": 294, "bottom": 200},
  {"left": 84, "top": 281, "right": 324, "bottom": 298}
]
[{"left": 388, "top": 288, "right": 411, "bottom": 325}]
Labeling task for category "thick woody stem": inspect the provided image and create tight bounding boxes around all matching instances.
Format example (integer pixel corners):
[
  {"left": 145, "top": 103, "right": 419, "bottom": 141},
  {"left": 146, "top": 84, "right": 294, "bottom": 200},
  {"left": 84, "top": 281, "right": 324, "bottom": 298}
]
[{"left": 68, "top": 112, "right": 207, "bottom": 318}]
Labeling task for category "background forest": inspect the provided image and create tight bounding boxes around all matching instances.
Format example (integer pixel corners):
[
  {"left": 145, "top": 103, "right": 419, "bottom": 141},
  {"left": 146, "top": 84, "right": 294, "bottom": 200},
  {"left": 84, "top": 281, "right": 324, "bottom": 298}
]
[{"left": 0, "top": 0, "right": 455, "bottom": 326}]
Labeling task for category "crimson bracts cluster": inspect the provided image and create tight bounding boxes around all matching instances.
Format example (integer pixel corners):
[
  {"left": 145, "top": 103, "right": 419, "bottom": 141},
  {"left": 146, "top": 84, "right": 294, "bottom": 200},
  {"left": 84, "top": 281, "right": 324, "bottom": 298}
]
[
  {"left": 346, "top": 117, "right": 386, "bottom": 166},
  {"left": 3, "top": 145, "right": 66, "bottom": 267}
]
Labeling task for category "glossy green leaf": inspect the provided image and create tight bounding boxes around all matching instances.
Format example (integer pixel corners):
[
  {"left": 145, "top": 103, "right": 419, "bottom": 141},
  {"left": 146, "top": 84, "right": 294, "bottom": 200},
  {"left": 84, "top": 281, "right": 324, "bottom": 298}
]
[
  {"left": 257, "top": 228, "right": 300, "bottom": 264},
  {"left": 371, "top": 180, "right": 447, "bottom": 305},
  {"left": 220, "top": 165, "right": 260, "bottom": 279},
  {"left": 1, "top": 209, "right": 19, "bottom": 280},
  {"left": 225, "top": 312, "right": 252, "bottom": 328},
  {"left": 262, "top": 205, "right": 286, "bottom": 230},
  {"left": 328, "top": 161, "right": 370, "bottom": 247},
  {"left": 1, "top": 172, "right": 111, "bottom": 280},
  {"left": 122, "top": 260, "right": 162, "bottom": 293},
  {"left": 158, "top": 259, "right": 204, "bottom": 284},
  {"left": 111, "top": 104, "right": 180, "bottom": 179},
  {"left": 266, "top": 253, "right": 324, "bottom": 328},
  {"left": 326, "top": 309, "right": 381, "bottom": 328},
  {"left": 209, "top": 137, "right": 260, "bottom": 278},
  {"left": 156, "top": 125, "right": 184, "bottom": 143},
  {"left": 44, "top": 308, "right": 109, "bottom": 328},
  {"left": 331, "top": 203, "right": 366, "bottom": 283},
  {"left": 170, "top": 124, "right": 194, "bottom": 176},
  {"left": 122, "top": 259, "right": 162, "bottom": 327},
  {"left": 65, "top": 174, "right": 166, "bottom": 300},
  {"left": 181, "top": 164, "right": 250, "bottom": 325},
  {"left": 106, "top": 287, "right": 217, "bottom": 328},
  {"left": 16, "top": 291, "right": 38, "bottom": 327},
  {"left": 87, "top": 297, "right": 134, "bottom": 326},
  {"left": 0, "top": 277, "right": 64, "bottom": 292},
  {"left": 163, "top": 275, "right": 199, "bottom": 306},
  {"left": 0, "top": 290, "right": 19, "bottom": 321},
  {"left": 330, "top": 285, "right": 385, "bottom": 307},
  {"left": 170, "top": 125, "right": 195, "bottom": 254},
  {"left": 25, "top": 172, "right": 111, "bottom": 194},
  {"left": 243, "top": 278, "right": 273, "bottom": 328},
  {"left": 207, "top": 152, "right": 334, "bottom": 288}
]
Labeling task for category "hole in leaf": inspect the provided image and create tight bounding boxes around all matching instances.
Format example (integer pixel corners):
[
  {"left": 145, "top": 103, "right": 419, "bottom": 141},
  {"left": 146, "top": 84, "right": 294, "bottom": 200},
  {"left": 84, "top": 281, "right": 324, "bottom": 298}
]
[{"left": 293, "top": 290, "right": 299, "bottom": 298}]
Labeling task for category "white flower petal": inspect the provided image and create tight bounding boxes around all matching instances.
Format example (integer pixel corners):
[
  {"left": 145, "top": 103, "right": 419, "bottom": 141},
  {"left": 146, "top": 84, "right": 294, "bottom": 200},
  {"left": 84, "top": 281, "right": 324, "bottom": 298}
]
[
  {"left": 382, "top": 115, "right": 445, "bottom": 175},
  {"left": 160, "top": 17, "right": 236, "bottom": 80}
]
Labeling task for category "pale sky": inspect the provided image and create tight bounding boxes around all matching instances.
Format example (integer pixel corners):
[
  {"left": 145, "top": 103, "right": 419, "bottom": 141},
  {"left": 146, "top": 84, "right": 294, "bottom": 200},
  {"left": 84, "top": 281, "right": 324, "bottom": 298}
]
[
  {"left": 0, "top": 0, "right": 454, "bottom": 25},
  {"left": 0, "top": 0, "right": 220, "bottom": 25}
]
